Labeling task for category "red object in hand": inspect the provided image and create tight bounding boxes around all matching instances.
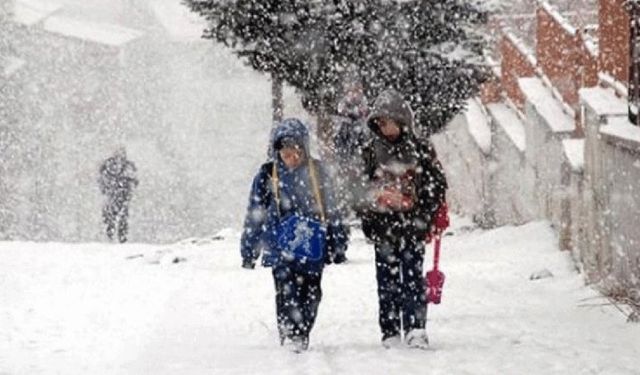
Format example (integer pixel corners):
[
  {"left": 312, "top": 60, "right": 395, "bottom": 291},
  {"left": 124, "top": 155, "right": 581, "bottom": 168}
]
[
  {"left": 425, "top": 236, "right": 445, "bottom": 304},
  {"left": 433, "top": 202, "right": 449, "bottom": 233},
  {"left": 425, "top": 202, "right": 449, "bottom": 244}
]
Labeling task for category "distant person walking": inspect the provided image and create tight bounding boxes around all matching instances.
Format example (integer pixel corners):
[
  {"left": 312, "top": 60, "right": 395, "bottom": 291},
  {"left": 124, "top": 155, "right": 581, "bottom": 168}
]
[
  {"left": 98, "top": 148, "right": 138, "bottom": 243},
  {"left": 331, "top": 83, "right": 370, "bottom": 218}
]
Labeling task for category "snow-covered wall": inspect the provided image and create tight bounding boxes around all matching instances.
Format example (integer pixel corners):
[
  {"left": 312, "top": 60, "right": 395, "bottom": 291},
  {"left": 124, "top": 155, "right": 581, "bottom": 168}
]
[
  {"left": 432, "top": 101, "right": 494, "bottom": 227},
  {"left": 436, "top": 84, "right": 639, "bottom": 295},
  {"left": 519, "top": 77, "right": 575, "bottom": 232},
  {"left": 599, "top": 118, "right": 640, "bottom": 292},
  {"left": 435, "top": 98, "right": 540, "bottom": 230},
  {"left": 579, "top": 86, "right": 640, "bottom": 293},
  {"left": 435, "top": 82, "right": 576, "bottom": 232},
  {"left": 579, "top": 87, "right": 635, "bottom": 290},
  {"left": 486, "top": 103, "right": 536, "bottom": 225}
]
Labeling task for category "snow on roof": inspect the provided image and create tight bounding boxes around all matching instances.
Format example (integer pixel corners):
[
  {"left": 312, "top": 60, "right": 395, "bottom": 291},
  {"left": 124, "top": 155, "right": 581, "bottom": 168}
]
[
  {"left": 598, "top": 72, "right": 628, "bottom": 98},
  {"left": 43, "top": 16, "right": 143, "bottom": 47},
  {"left": 562, "top": 139, "right": 584, "bottom": 172},
  {"left": 579, "top": 87, "right": 628, "bottom": 117},
  {"left": 148, "top": 0, "right": 206, "bottom": 41},
  {"left": 583, "top": 34, "right": 598, "bottom": 58},
  {"left": 600, "top": 117, "right": 640, "bottom": 151},
  {"left": 541, "top": 1, "right": 576, "bottom": 35},
  {"left": 13, "top": 0, "right": 62, "bottom": 26},
  {"left": 464, "top": 98, "right": 492, "bottom": 154},
  {"left": 2, "top": 56, "right": 26, "bottom": 77},
  {"left": 487, "top": 103, "right": 526, "bottom": 153},
  {"left": 505, "top": 31, "right": 537, "bottom": 67},
  {"left": 518, "top": 77, "right": 575, "bottom": 133}
]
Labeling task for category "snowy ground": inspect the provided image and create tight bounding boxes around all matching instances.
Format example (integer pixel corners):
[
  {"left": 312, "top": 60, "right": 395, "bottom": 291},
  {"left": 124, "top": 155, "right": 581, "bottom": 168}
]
[{"left": 1, "top": 218, "right": 639, "bottom": 375}]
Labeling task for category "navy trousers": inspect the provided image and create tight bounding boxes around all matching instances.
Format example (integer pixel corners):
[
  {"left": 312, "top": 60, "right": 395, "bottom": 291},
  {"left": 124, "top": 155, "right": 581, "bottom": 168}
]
[
  {"left": 374, "top": 236, "right": 427, "bottom": 339},
  {"left": 272, "top": 264, "right": 323, "bottom": 342}
]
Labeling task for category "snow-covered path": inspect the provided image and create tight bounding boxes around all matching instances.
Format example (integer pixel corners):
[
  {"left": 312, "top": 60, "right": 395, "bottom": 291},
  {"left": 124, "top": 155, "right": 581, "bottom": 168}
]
[{"left": 2, "top": 219, "right": 639, "bottom": 374}]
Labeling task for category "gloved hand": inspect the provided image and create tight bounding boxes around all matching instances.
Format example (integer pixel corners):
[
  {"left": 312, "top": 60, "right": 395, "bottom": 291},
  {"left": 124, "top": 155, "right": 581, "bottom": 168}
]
[
  {"left": 433, "top": 202, "right": 450, "bottom": 233},
  {"left": 376, "top": 187, "right": 414, "bottom": 211},
  {"left": 241, "top": 258, "right": 256, "bottom": 269},
  {"left": 325, "top": 248, "right": 348, "bottom": 265},
  {"left": 332, "top": 250, "right": 348, "bottom": 264},
  {"left": 425, "top": 202, "right": 449, "bottom": 244}
]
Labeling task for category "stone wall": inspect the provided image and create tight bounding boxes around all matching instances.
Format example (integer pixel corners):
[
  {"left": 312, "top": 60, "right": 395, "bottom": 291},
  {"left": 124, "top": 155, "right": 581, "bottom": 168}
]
[
  {"left": 432, "top": 101, "right": 494, "bottom": 227},
  {"left": 435, "top": 86, "right": 638, "bottom": 297},
  {"left": 488, "top": 103, "right": 537, "bottom": 226},
  {"left": 581, "top": 86, "right": 640, "bottom": 293}
]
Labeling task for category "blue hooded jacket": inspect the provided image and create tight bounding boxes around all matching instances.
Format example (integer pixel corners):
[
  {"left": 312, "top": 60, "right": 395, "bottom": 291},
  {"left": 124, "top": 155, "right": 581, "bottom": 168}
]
[{"left": 240, "top": 118, "right": 348, "bottom": 270}]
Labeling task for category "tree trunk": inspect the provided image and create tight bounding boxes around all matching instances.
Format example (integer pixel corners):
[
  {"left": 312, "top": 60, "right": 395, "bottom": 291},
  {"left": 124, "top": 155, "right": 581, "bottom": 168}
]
[
  {"left": 316, "top": 102, "right": 333, "bottom": 159},
  {"left": 272, "top": 76, "right": 283, "bottom": 124}
]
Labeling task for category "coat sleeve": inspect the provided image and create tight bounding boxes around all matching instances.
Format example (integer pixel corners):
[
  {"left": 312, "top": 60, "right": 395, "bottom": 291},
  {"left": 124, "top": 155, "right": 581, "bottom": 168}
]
[
  {"left": 416, "top": 141, "right": 448, "bottom": 224},
  {"left": 240, "top": 164, "right": 272, "bottom": 263},
  {"left": 98, "top": 164, "right": 109, "bottom": 194},
  {"left": 125, "top": 161, "right": 139, "bottom": 187}
]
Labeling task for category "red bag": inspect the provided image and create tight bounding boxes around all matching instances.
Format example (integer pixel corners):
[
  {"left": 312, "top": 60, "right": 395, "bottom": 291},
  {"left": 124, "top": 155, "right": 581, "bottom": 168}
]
[{"left": 425, "top": 236, "right": 445, "bottom": 304}]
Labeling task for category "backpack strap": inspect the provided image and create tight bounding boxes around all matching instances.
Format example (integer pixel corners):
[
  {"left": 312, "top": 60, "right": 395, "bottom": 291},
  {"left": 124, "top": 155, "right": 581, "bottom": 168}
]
[
  {"left": 270, "top": 163, "right": 281, "bottom": 218},
  {"left": 270, "top": 159, "right": 326, "bottom": 223}
]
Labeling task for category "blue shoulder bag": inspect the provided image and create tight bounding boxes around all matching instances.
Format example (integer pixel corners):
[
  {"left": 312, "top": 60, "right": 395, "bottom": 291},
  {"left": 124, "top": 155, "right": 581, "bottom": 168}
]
[{"left": 272, "top": 161, "right": 327, "bottom": 268}]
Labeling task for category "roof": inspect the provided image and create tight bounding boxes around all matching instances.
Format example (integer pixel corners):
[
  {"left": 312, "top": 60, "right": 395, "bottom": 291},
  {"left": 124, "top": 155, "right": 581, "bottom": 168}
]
[
  {"left": 487, "top": 102, "right": 526, "bottom": 153},
  {"left": 43, "top": 15, "right": 143, "bottom": 46},
  {"left": 562, "top": 139, "right": 584, "bottom": 172},
  {"left": 13, "top": 0, "right": 62, "bottom": 25},
  {"left": 600, "top": 117, "right": 640, "bottom": 152},
  {"left": 579, "top": 87, "right": 628, "bottom": 117},
  {"left": 465, "top": 98, "right": 492, "bottom": 155},
  {"left": 518, "top": 77, "right": 575, "bottom": 133}
]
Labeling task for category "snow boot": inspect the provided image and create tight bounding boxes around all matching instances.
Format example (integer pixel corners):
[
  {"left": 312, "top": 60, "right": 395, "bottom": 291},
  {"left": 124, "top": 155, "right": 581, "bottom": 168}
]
[
  {"left": 405, "top": 329, "right": 429, "bottom": 350},
  {"left": 333, "top": 251, "right": 348, "bottom": 264},
  {"left": 381, "top": 334, "right": 402, "bottom": 349},
  {"left": 289, "top": 336, "right": 309, "bottom": 353}
]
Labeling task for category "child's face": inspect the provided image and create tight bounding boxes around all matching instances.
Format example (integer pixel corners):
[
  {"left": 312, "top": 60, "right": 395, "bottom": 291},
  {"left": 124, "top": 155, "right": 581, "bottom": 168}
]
[
  {"left": 279, "top": 145, "right": 305, "bottom": 169},
  {"left": 377, "top": 117, "right": 401, "bottom": 141}
]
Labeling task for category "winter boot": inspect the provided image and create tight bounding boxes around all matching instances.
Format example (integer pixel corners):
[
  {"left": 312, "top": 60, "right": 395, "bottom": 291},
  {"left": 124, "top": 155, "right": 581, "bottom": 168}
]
[
  {"left": 405, "top": 329, "right": 429, "bottom": 349},
  {"left": 289, "top": 336, "right": 309, "bottom": 353},
  {"left": 381, "top": 334, "right": 402, "bottom": 349},
  {"left": 333, "top": 251, "right": 348, "bottom": 264},
  {"left": 278, "top": 327, "right": 287, "bottom": 346},
  {"left": 105, "top": 222, "right": 115, "bottom": 241},
  {"left": 117, "top": 220, "right": 128, "bottom": 243}
]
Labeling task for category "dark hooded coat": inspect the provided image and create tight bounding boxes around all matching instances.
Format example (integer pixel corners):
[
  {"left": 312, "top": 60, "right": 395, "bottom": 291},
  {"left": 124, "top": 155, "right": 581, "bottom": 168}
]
[
  {"left": 98, "top": 152, "right": 138, "bottom": 203},
  {"left": 357, "top": 89, "right": 447, "bottom": 243}
]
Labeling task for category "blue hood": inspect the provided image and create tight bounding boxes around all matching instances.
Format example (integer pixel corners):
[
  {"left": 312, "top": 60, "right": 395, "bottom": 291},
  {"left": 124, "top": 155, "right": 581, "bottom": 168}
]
[{"left": 270, "top": 118, "right": 310, "bottom": 159}]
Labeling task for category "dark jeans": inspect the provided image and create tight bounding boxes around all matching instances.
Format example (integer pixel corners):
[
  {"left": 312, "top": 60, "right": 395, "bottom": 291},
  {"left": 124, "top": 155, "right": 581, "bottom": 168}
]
[
  {"left": 102, "top": 198, "right": 130, "bottom": 243},
  {"left": 272, "top": 264, "right": 322, "bottom": 342},
  {"left": 374, "top": 236, "right": 427, "bottom": 339}
]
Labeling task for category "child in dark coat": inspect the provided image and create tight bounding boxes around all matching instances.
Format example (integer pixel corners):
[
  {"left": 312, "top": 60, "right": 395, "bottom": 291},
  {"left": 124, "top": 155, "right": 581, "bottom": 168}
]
[
  {"left": 240, "top": 118, "right": 348, "bottom": 352},
  {"left": 357, "top": 89, "right": 449, "bottom": 349}
]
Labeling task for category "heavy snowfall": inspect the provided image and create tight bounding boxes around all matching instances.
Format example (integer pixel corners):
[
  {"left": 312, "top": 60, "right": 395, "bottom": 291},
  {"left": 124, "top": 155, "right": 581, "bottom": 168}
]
[
  {"left": 1, "top": 0, "right": 639, "bottom": 374},
  {"left": 3, "top": 219, "right": 640, "bottom": 374}
]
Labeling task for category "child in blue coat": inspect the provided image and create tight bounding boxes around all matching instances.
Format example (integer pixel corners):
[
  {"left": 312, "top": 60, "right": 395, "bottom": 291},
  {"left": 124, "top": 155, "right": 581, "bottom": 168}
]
[{"left": 240, "top": 118, "right": 348, "bottom": 352}]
